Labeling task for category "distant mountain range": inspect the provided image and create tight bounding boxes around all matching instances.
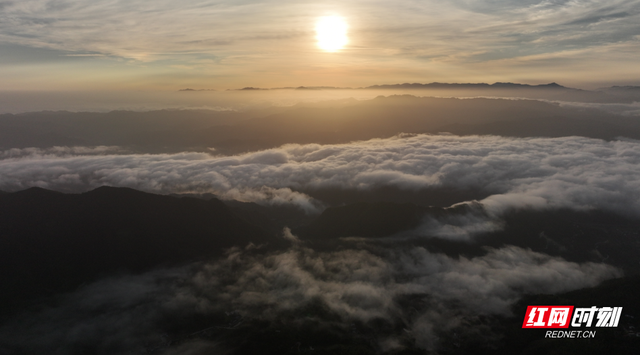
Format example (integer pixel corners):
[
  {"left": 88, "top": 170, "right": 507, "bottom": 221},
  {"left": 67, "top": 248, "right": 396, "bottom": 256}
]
[
  {"left": 218, "top": 82, "right": 640, "bottom": 103},
  {"left": 231, "top": 81, "right": 640, "bottom": 93},
  {"left": 227, "top": 82, "right": 570, "bottom": 90},
  {"left": 364, "top": 82, "right": 567, "bottom": 90},
  {"left": 2, "top": 95, "right": 640, "bottom": 153}
]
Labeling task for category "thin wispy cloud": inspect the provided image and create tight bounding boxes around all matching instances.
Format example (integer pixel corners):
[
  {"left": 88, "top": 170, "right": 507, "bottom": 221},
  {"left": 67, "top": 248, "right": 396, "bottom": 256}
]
[{"left": 1, "top": 0, "right": 639, "bottom": 88}]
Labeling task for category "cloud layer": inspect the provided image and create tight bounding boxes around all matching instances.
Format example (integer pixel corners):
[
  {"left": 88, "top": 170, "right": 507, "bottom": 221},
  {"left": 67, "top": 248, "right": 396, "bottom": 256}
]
[
  {"left": 0, "top": 234, "right": 621, "bottom": 353},
  {"left": 2, "top": 134, "right": 639, "bottom": 218}
]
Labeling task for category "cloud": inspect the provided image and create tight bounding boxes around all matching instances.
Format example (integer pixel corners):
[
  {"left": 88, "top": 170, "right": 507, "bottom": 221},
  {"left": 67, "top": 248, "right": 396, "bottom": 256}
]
[
  {"left": 0, "top": 145, "right": 127, "bottom": 159},
  {"left": 0, "top": 233, "right": 621, "bottom": 353},
  {"left": 566, "top": 11, "right": 631, "bottom": 26},
  {"left": 220, "top": 186, "right": 323, "bottom": 214},
  {"left": 411, "top": 202, "right": 504, "bottom": 241},
  {"left": 0, "top": 0, "right": 638, "bottom": 70},
  {"left": 1, "top": 134, "right": 639, "bottom": 218},
  {"left": 556, "top": 100, "right": 640, "bottom": 117},
  {"left": 0, "top": 0, "right": 310, "bottom": 60},
  {"left": 1, "top": 1, "right": 640, "bottom": 90}
]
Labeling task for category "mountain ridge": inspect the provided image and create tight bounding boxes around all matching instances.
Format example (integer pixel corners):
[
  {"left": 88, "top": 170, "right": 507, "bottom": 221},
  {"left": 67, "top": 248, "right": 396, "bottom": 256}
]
[{"left": 0, "top": 186, "right": 275, "bottom": 313}]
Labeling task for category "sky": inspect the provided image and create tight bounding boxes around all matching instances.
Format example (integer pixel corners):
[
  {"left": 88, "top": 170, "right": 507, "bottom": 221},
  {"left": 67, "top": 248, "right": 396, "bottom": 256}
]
[{"left": 1, "top": 0, "right": 640, "bottom": 91}]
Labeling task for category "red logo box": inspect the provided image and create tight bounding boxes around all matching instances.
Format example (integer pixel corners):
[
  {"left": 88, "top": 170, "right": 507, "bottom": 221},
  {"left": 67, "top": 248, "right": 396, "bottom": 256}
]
[{"left": 522, "top": 306, "right": 575, "bottom": 328}]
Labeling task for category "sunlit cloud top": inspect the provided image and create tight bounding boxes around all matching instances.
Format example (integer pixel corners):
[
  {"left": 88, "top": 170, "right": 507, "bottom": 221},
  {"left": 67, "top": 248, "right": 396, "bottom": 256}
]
[{"left": 1, "top": 0, "right": 639, "bottom": 89}]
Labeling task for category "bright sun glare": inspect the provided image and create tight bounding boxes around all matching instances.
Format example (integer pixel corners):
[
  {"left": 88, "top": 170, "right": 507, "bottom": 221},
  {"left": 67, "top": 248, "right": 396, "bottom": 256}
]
[{"left": 316, "top": 16, "right": 348, "bottom": 52}]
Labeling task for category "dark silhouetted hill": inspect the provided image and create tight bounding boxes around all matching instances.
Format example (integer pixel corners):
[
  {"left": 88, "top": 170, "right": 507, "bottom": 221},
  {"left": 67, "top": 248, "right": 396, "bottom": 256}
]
[
  {"left": 293, "top": 202, "right": 640, "bottom": 274},
  {"left": 224, "top": 200, "right": 315, "bottom": 235},
  {"left": 293, "top": 202, "right": 427, "bottom": 238},
  {"left": 0, "top": 186, "right": 272, "bottom": 312}
]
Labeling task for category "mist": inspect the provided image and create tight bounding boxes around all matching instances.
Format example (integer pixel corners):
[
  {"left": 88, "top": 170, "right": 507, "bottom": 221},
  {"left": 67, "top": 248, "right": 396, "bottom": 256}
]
[
  {"left": 2, "top": 83, "right": 639, "bottom": 115},
  {"left": 0, "top": 229, "right": 621, "bottom": 354}
]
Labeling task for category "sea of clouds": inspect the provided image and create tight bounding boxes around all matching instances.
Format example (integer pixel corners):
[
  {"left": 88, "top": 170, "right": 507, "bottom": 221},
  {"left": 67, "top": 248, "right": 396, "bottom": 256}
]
[
  {"left": 1, "top": 133, "right": 639, "bottom": 222},
  {"left": 1, "top": 134, "right": 635, "bottom": 353}
]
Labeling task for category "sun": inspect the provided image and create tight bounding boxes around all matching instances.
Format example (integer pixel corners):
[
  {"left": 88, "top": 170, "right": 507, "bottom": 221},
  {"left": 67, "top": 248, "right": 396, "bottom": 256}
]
[{"left": 315, "top": 16, "right": 348, "bottom": 52}]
